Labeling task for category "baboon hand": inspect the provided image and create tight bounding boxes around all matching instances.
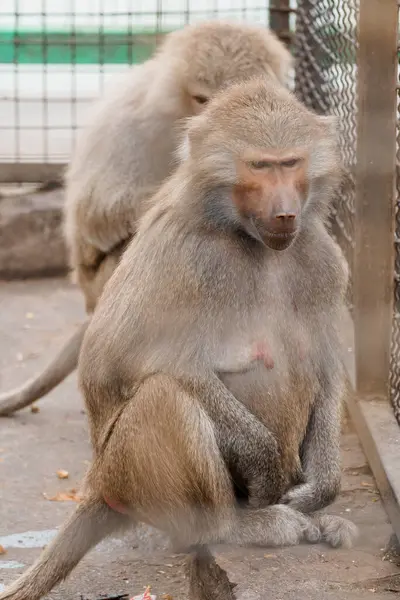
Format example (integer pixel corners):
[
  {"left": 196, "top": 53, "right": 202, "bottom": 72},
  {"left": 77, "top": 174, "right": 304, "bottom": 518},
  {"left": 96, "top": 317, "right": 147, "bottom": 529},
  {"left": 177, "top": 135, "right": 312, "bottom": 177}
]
[
  {"left": 225, "top": 421, "right": 286, "bottom": 507},
  {"left": 281, "top": 478, "right": 340, "bottom": 514},
  {"left": 281, "top": 487, "right": 359, "bottom": 548}
]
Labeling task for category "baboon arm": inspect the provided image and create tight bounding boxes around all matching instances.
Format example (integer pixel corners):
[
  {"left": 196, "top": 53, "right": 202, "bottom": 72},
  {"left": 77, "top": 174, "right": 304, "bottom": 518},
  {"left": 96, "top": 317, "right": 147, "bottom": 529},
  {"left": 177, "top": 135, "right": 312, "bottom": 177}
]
[
  {"left": 0, "top": 321, "right": 89, "bottom": 417},
  {"left": 182, "top": 373, "right": 286, "bottom": 506},
  {"left": 281, "top": 369, "right": 343, "bottom": 513}
]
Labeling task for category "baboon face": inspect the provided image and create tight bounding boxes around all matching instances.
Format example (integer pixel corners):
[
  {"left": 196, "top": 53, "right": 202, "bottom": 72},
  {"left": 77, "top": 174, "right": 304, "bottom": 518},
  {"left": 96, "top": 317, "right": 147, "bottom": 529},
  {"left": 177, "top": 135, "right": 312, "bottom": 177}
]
[
  {"left": 232, "top": 152, "right": 309, "bottom": 251},
  {"left": 186, "top": 79, "right": 339, "bottom": 251},
  {"left": 167, "top": 21, "right": 292, "bottom": 115}
]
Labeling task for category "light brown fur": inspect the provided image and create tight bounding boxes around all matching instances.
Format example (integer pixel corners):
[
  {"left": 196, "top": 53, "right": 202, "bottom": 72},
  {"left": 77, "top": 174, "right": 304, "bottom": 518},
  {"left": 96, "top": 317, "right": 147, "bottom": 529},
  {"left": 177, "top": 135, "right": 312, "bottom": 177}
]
[
  {"left": 0, "top": 20, "right": 293, "bottom": 416},
  {"left": 67, "top": 20, "right": 293, "bottom": 308},
  {"left": 0, "top": 77, "right": 357, "bottom": 600}
]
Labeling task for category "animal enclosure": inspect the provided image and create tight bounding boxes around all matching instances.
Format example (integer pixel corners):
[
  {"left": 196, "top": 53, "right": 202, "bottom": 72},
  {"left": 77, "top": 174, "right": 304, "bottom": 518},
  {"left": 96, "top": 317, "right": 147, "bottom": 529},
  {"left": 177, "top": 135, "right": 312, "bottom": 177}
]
[
  {"left": 0, "top": 0, "right": 296, "bottom": 179},
  {"left": 0, "top": 0, "right": 400, "bottom": 540},
  {"left": 297, "top": 0, "right": 400, "bottom": 541}
]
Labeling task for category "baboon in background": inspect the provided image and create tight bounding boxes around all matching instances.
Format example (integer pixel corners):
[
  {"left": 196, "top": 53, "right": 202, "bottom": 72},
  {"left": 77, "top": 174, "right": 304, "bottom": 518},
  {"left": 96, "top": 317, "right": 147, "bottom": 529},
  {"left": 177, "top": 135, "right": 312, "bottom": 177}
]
[
  {"left": 0, "top": 20, "right": 293, "bottom": 417},
  {"left": 0, "top": 77, "right": 357, "bottom": 600}
]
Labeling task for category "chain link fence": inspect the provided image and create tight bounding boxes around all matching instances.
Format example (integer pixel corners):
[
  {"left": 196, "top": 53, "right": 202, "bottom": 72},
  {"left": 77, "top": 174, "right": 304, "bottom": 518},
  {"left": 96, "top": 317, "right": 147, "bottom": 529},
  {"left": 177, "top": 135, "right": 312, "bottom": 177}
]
[
  {"left": 294, "top": 0, "right": 400, "bottom": 429},
  {"left": 294, "top": 0, "right": 357, "bottom": 295}
]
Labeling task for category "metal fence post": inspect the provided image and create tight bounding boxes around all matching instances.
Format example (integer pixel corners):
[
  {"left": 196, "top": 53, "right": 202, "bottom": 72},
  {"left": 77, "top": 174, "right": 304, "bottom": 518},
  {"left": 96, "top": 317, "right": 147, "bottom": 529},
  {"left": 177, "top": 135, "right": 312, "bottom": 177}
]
[
  {"left": 353, "top": 0, "right": 398, "bottom": 399},
  {"left": 345, "top": 0, "right": 400, "bottom": 543},
  {"left": 269, "top": 1, "right": 292, "bottom": 46}
]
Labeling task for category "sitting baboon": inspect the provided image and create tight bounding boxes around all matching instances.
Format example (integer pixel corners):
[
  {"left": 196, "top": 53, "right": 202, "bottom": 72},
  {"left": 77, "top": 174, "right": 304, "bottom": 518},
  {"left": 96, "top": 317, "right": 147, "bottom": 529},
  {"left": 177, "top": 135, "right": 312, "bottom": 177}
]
[
  {"left": 0, "top": 20, "right": 293, "bottom": 416},
  {"left": 0, "top": 76, "right": 357, "bottom": 600}
]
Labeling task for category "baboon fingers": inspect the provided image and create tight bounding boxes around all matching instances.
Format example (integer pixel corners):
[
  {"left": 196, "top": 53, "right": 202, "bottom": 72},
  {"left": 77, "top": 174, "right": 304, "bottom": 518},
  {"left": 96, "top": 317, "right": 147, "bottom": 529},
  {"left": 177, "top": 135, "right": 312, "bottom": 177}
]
[{"left": 0, "top": 321, "right": 89, "bottom": 416}]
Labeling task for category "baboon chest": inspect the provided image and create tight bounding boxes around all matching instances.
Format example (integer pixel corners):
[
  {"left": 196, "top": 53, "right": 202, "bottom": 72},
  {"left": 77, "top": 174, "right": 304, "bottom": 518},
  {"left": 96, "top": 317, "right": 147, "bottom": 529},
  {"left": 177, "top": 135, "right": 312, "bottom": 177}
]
[{"left": 216, "top": 278, "right": 325, "bottom": 474}]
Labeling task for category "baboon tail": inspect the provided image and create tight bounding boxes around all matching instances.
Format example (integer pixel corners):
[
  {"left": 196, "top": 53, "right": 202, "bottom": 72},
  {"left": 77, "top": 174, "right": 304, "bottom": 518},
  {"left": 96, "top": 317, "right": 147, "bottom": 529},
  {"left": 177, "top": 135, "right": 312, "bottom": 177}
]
[
  {"left": 0, "top": 497, "right": 127, "bottom": 600},
  {"left": 0, "top": 320, "right": 89, "bottom": 416}
]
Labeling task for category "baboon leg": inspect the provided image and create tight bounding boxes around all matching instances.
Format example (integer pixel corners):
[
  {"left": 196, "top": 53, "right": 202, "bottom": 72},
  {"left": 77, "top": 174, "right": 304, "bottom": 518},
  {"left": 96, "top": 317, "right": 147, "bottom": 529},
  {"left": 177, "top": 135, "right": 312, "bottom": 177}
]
[
  {"left": 99, "top": 373, "right": 237, "bottom": 545},
  {"left": 101, "top": 375, "right": 320, "bottom": 598},
  {"left": 0, "top": 497, "right": 128, "bottom": 600},
  {"left": 0, "top": 321, "right": 89, "bottom": 416},
  {"left": 100, "top": 374, "right": 321, "bottom": 549},
  {"left": 186, "top": 546, "right": 237, "bottom": 600},
  {"left": 76, "top": 242, "right": 127, "bottom": 313},
  {"left": 0, "top": 374, "right": 320, "bottom": 600},
  {"left": 98, "top": 374, "right": 241, "bottom": 600}
]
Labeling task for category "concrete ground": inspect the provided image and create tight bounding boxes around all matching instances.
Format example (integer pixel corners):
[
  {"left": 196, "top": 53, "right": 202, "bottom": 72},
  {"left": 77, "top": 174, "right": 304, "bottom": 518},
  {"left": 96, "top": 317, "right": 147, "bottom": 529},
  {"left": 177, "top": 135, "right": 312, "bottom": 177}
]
[{"left": 1, "top": 277, "right": 400, "bottom": 599}]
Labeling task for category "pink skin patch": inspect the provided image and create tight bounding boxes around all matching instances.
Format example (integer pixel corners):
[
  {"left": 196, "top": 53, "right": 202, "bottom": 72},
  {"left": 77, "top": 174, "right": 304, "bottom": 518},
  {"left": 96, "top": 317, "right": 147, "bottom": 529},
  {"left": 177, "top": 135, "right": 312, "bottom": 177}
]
[
  {"left": 104, "top": 495, "right": 130, "bottom": 515},
  {"left": 298, "top": 341, "right": 307, "bottom": 361},
  {"left": 252, "top": 341, "right": 275, "bottom": 370}
]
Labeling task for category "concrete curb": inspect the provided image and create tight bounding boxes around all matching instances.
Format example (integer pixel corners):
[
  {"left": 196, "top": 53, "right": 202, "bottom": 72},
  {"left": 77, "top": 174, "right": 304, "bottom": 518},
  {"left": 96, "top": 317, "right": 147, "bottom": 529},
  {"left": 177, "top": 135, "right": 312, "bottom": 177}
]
[{"left": 0, "top": 189, "right": 68, "bottom": 279}]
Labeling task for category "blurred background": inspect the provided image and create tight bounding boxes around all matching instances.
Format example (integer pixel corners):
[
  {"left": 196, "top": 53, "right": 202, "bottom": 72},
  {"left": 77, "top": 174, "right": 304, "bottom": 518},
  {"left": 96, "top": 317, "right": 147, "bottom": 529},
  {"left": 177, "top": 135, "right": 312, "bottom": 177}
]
[{"left": 0, "top": 0, "right": 356, "bottom": 167}]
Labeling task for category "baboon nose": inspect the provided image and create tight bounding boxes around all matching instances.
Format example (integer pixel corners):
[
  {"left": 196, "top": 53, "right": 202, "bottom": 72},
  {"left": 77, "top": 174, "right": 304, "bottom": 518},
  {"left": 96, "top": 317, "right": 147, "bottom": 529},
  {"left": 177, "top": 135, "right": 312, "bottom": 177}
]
[{"left": 268, "top": 212, "right": 297, "bottom": 235}]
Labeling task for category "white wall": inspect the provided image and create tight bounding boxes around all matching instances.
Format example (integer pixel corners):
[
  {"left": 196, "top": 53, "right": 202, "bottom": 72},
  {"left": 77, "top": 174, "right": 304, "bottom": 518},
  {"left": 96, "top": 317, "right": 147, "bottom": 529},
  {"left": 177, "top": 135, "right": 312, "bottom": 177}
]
[{"left": 0, "top": 0, "right": 272, "bottom": 30}]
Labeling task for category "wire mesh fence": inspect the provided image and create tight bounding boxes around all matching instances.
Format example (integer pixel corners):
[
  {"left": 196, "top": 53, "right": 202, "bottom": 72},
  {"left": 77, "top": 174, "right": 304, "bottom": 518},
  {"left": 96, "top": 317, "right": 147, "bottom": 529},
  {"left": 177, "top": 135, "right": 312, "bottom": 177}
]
[
  {"left": 294, "top": 0, "right": 357, "bottom": 293},
  {"left": 0, "top": 0, "right": 295, "bottom": 179}
]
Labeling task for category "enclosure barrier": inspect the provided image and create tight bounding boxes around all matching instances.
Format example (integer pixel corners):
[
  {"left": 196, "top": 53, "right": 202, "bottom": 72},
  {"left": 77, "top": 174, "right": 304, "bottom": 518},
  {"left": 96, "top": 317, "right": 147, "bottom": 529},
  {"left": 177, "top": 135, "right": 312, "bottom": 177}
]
[
  {"left": 352, "top": 0, "right": 400, "bottom": 541},
  {"left": 0, "top": 1, "right": 294, "bottom": 184},
  {"left": 1, "top": 0, "right": 400, "bottom": 542},
  {"left": 295, "top": 0, "right": 400, "bottom": 542}
]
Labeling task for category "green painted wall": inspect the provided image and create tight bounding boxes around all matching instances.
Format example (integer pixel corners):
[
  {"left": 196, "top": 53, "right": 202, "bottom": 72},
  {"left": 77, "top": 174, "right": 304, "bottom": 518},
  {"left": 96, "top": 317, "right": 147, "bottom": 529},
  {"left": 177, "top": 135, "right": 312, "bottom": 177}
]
[{"left": 0, "top": 29, "right": 169, "bottom": 64}]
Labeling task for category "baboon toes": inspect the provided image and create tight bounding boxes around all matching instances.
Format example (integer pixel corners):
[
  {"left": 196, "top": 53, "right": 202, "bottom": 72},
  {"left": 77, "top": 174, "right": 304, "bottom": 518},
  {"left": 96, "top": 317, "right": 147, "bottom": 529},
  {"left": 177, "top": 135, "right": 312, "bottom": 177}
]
[
  {"left": 304, "top": 521, "right": 322, "bottom": 544},
  {"left": 317, "top": 514, "right": 359, "bottom": 549}
]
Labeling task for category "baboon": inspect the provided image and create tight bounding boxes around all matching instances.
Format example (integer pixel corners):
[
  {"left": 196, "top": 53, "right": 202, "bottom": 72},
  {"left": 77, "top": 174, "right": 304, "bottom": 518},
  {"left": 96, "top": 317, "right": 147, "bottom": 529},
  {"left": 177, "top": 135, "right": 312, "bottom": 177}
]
[
  {"left": 0, "top": 20, "right": 293, "bottom": 416},
  {"left": 0, "top": 77, "right": 357, "bottom": 600}
]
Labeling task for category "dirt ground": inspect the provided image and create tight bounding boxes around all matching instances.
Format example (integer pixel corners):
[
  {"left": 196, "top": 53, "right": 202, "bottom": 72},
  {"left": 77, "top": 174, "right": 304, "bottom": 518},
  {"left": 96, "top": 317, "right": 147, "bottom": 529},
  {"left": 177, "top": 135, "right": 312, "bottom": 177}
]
[{"left": 1, "top": 278, "right": 400, "bottom": 599}]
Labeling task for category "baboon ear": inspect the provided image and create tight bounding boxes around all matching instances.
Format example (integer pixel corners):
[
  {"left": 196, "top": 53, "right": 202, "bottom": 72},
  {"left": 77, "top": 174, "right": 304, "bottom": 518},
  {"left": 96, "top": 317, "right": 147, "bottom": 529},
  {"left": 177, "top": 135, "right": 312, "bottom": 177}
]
[
  {"left": 177, "top": 132, "right": 191, "bottom": 162},
  {"left": 176, "top": 113, "right": 208, "bottom": 163},
  {"left": 318, "top": 114, "right": 338, "bottom": 136},
  {"left": 187, "top": 112, "right": 208, "bottom": 138}
]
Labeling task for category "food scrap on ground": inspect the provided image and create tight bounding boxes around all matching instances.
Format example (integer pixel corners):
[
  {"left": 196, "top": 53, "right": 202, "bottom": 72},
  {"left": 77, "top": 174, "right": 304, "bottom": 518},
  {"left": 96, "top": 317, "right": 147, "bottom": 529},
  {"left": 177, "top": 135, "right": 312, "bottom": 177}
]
[
  {"left": 0, "top": 545, "right": 7, "bottom": 555},
  {"left": 43, "top": 488, "right": 81, "bottom": 502},
  {"left": 31, "top": 405, "right": 40, "bottom": 413},
  {"left": 56, "top": 469, "right": 69, "bottom": 479},
  {"left": 80, "top": 586, "right": 159, "bottom": 599},
  {"left": 131, "top": 586, "right": 156, "bottom": 600}
]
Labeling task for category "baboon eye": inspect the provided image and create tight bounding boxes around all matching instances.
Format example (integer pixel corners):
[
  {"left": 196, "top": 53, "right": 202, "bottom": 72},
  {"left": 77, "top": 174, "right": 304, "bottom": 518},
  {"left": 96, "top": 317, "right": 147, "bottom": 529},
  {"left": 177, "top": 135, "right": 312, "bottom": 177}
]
[
  {"left": 193, "top": 95, "right": 208, "bottom": 105},
  {"left": 250, "top": 160, "right": 272, "bottom": 170},
  {"left": 281, "top": 158, "right": 300, "bottom": 168}
]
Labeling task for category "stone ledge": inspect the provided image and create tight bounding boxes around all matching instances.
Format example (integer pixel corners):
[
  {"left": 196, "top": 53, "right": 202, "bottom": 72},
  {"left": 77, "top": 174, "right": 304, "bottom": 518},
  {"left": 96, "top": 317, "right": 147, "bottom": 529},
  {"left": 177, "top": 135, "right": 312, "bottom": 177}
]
[{"left": 0, "top": 189, "right": 68, "bottom": 279}]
